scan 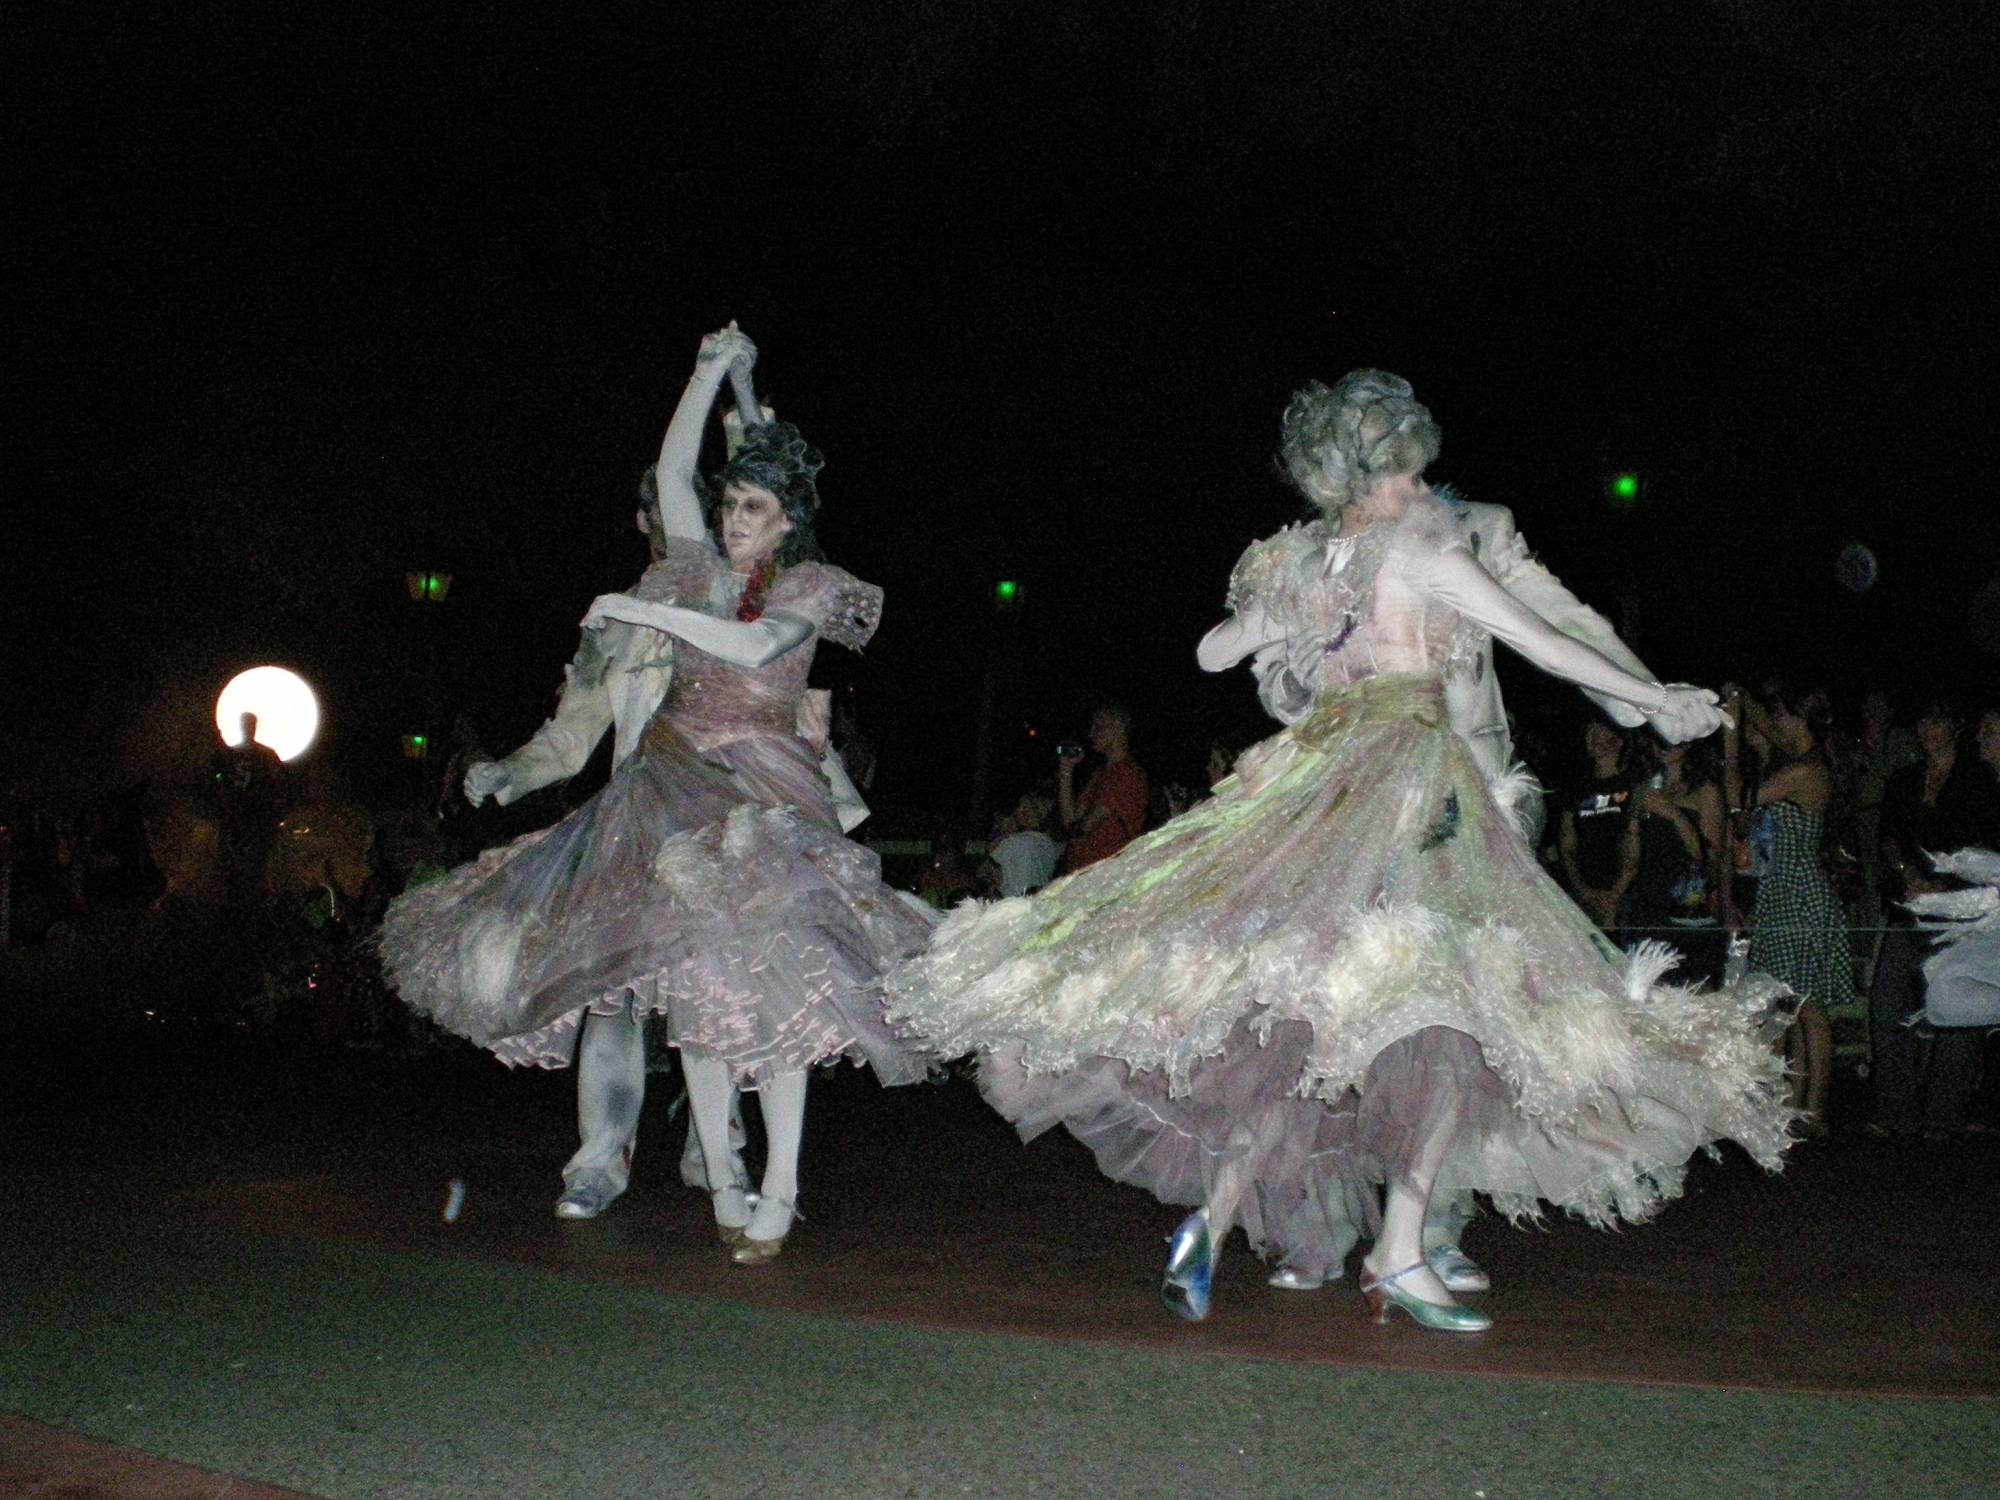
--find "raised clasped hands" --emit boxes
[697,320,756,377]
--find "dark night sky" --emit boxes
[6,1,1995,810]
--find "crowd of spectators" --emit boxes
[1532,684,2000,1141]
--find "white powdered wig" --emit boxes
[1279,369,1442,517]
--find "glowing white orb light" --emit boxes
[1835,543,1879,593]
[215,666,320,762]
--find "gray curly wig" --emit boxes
[700,420,826,567]
[1278,369,1441,516]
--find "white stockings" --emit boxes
[682,1049,807,1241]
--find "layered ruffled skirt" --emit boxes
[382,723,933,1085]
[886,674,1792,1268]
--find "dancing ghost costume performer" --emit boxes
[888,371,1792,1331]
[384,328,930,1261]
[1250,450,1717,1295]
[424,331,866,1222]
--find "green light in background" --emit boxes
[995,580,1020,607]
[406,570,454,603]
[1608,472,1641,505]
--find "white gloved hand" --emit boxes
[696,321,749,374]
[1647,684,1729,743]
[463,760,512,807]
[580,593,638,634]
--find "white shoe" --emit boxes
[1424,1243,1490,1293]
[555,1173,619,1220]
[1267,1264,1333,1292]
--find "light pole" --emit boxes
[405,569,452,806]
[970,579,1026,827]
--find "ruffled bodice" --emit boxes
[635,537,884,753]
[1226,499,1481,718]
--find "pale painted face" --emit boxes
[718,484,793,570]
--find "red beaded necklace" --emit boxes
[735,555,779,622]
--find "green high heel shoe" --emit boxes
[1360,1263,1492,1333]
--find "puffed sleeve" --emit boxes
[766,561,885,652]
[1224,523,1321,632]
[1200,525,1324,701]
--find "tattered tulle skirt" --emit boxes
[886,674,1792,1269]
[381,725,933,1085]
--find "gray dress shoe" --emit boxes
[555,1173,619,1220]
[1267,1262,1338,1291]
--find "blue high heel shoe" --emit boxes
[1161,1211,1215,1321]
[1360,1263,1492,1333]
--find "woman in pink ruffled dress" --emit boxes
[888,370,1793,1331]
[383,329,930,1261]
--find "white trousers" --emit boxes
[559,1001,725,1196]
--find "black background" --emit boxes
[8,1,1994,812]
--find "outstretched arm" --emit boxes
[1196,605,1288,673]
[1422,546,1723,730]
[1478,511,1717,738]
[653,325,753,542]
[465,632,617,806]
[582,594,811,670]
[1199,607,1322,723]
